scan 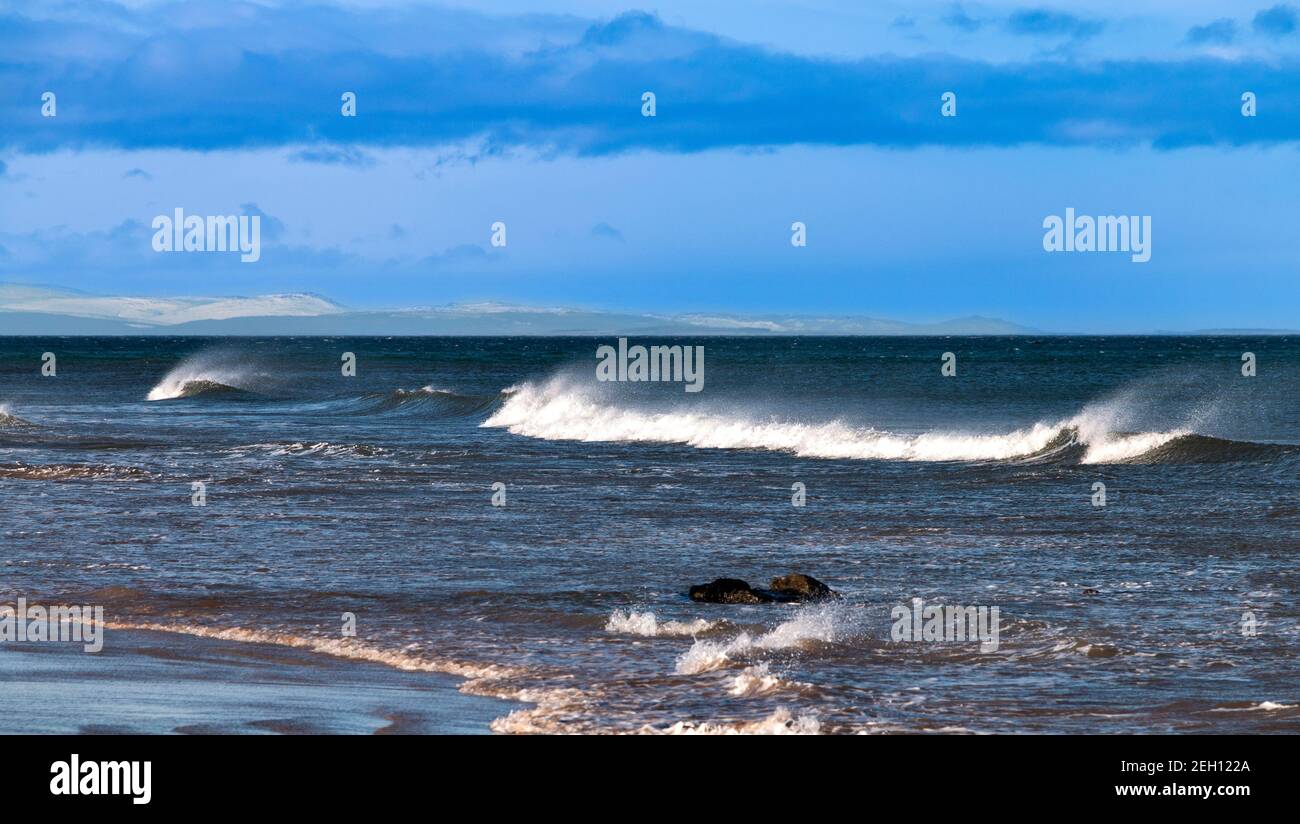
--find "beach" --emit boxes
[0,627,516,735]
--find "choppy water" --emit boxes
[2,336,1298,733]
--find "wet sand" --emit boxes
[0,628,519,734]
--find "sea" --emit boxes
[2,335,1297,733]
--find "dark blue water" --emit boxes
[2,336,1297,732]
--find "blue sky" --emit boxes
[2,0,1299,331]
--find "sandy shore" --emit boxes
[0,627,519,734]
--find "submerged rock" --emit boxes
[689,573,838,604]
[689,578,773,604]
[768,573,838,602]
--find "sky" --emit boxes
[2,0,1299,332]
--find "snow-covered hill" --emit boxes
[0,284,344,326]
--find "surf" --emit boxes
[0,403,36,428]
[146,351,272,401]
[482,377,1291,465]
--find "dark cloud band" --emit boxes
[3,5,1298,154]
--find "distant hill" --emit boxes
[0,282,1042,336]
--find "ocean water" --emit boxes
[2,336,1297,733]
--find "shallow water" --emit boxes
[0,627,510,734]
[2,336,1297,733]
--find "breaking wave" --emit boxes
[728,663,790,697]
[0,403,36,428]
[675,605,846,675]
[147,352,272,401]
[604,609,718,637]
[148,378,249,400]
[483,378,1292,465]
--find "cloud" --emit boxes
[591,222,625,243]
[422,243,490,269]
[1185,19,1238,45]
[578,9,663,46]
[288,146,375,168]
[239,203,285,241]
[0,217,357,283]
[0,220,155,273]
[1253,5,1298,36]
[1004,8,1104,40]
[942,4,985,33]
[2,2,1299,154]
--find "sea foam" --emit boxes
[649,708,821,735]
[675,605,844,675]
[482,378,1189,465]
[605,609,716,637]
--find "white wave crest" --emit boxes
[649,708,821,735]
[675,605,842,675]
[0,402,35,427]
[147,352,268,400]
[1211,701,1295,712]
[605,609,715,637]
[482,378,1187,464]
[392,385,452,397]
[728,663,785,697]
[147,373,244,400]
[1066,402,1186,463]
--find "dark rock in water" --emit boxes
[1081,586,1101,596]
[689,573,838,604]
[689,578,774,604]
[768,573,838,602]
